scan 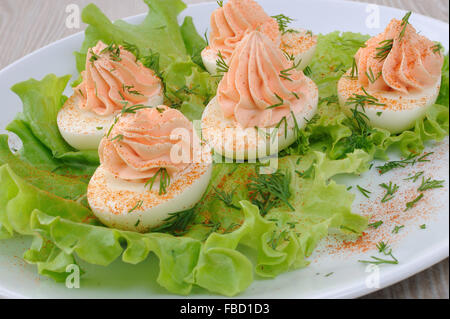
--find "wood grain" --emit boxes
[0,0,448,299]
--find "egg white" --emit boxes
[201,29,317,75]
[201,78,319,161]
[281,28,317,71]
[338,73,441,134]
[87,145,213,232]
[57,91,164,151]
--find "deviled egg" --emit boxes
[57,41,164,150]
[201,31,319,160]
[87,106,212,232]
[201,0,317,75]
[338,14,444,134]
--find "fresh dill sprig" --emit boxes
[271,14,294,34]
[375,39,393,61]
[145,168,171,195]
[101,42,122,62]
[279,59,301,81]
[282,49,295,62]
[392,225,405,234]
[128,200,143,213]
[121,104,153,115]
[266,93,284,109]
[248,169,294,216]
[404,171,424,183]
[295,164,315,179]
[380,182,399,203]
[368,220,384,229]
[431,42,443,55]
[142,49,163,80]
[110,134,124,142]
[398,11,412,41]
[268,230,289,250]
[151,207,196,236]
[346,87,386,109]
[123,84,143,96]
[404,193,424,211]
[348,57,358,79]
[376,152,433,175]
[212,186,241,210]
[319,95,339,106]
[303,66,312,76]
[358,241,399,265]
[89,49,100,63]
[123,41,140,60]
[418,177,445,191]
[216,51,229,74]
[366,67,382,84]
[357,185,371,198]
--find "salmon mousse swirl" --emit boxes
[217,31,314,128]
[355,18,444,94]
[99,106,195,181]
[209,0,281,60]
[76,41,163,116]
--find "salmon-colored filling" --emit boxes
[209,0,281,60]
[99,106,194,181]
[218,31,313,128]
[77,41,161,116]
[356,19,443,94]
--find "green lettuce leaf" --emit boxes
[9,74,99,180]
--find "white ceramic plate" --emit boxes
[0,0,448,299]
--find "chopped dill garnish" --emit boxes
[319,95,339,105]
[418,177,445,192]
[357,185,371,198]
[358,241,399,265]
[151,207,196,236]
[101,42,122,62]
[204,29,209,46]
[346,87,386,109]
[376,152,433,175]
[368,220,384,229]
[215,51,229,75]
[347,57,358,79]
[128,200,143,213]
[375,39,393,61]
[366,67,382,84]
[420,224,427,229]
[282,49,295,62]
[392,225,405,234]
[404,193,424,211]
[280,59,301,81]
[303,66,312,76]
[431,42,443,55]
[217,0,224,7]
[271,14,294,34]
[123,41,140,60]
[249,169,293,216]
[398,11,412,41]
[89,49,100,63]
[145,168,171,195]
[142,49,163,80]
[295,164,315,179]
[123,84,143,96]
[376,112,383,117]
[266,93,284,109]
[380,182,399,203]
[213,186,241,210]
[110,134,124,142]
[121,103,154,115]
[96,126,103,130]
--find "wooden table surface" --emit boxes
[0,0,448,299]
